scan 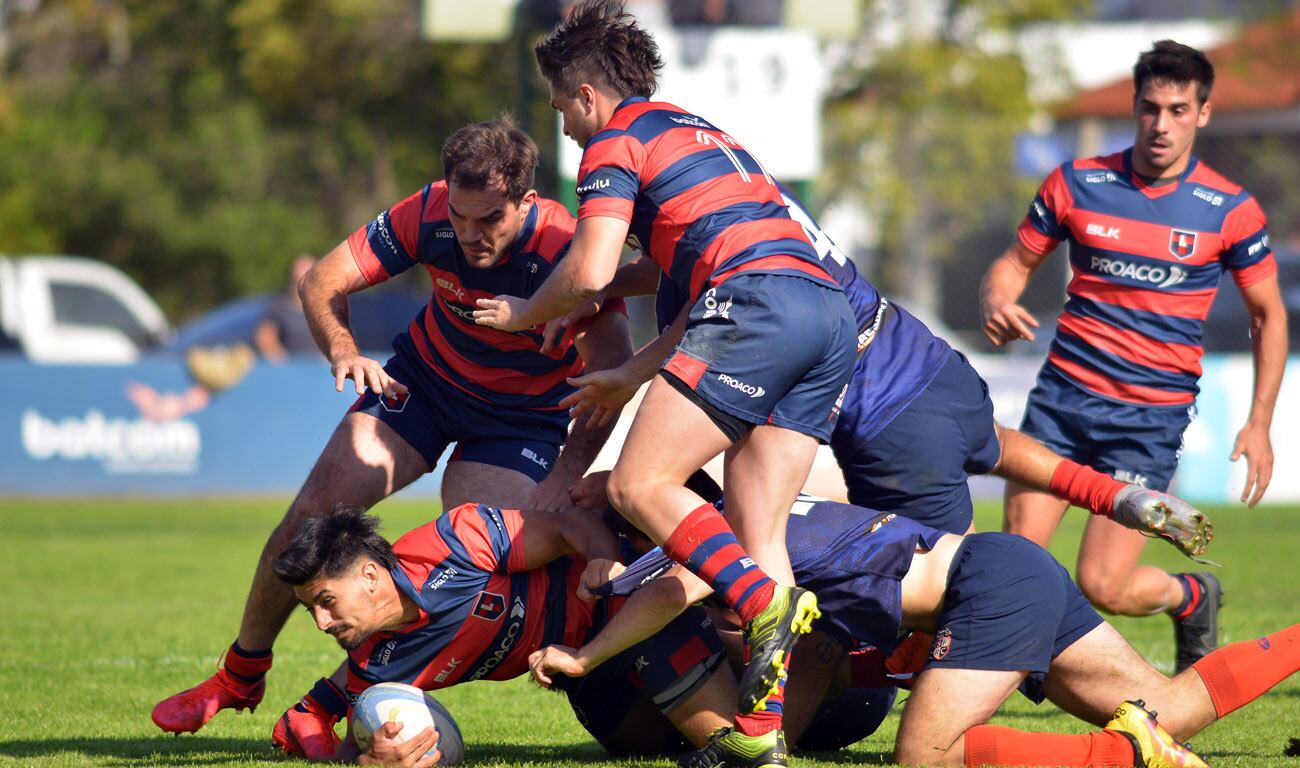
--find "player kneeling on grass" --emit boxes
[269,503,742,763]
[533,491,1297,767]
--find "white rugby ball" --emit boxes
[351,682,464,765]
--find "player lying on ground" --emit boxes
[982,40,1287,673]
[151,118,633,735]
[531,491,1295,767]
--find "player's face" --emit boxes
[294,563,385,651]
[1131,79,1210,177]
[447,182,537,269]
[549,83,601,148]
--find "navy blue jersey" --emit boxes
[655,189,950,443]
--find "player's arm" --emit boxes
[528,564,714,686]
[527,310,635,511]
[474,216,629,332]
[1232,271,1287,506]
[979,238,1050,347]
[559,304,689,429]
[301,241,408,399]
[513,505,620,573]
[539,253,660,353]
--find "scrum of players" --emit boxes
[151,2,1293,766]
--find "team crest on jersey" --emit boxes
[932,628,953,660]
[1169,229,1198,259]
[471,590,506,621]
[380,391,410,413]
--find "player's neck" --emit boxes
[1130,148,1191,186]
[378,581,422,632]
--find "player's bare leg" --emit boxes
[895,667,1026,765]
[441,461,536,509]
[152,412,430,734]
[1003,482,1072,546]
[1075,516,1183,617]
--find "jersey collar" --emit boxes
[1123,147,1198,199]
[504,202,539,262]
[615,95,649,112]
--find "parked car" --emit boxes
[169,289,428,357]
[0,255,171,363]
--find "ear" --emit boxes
[361,561,379,592]
[578,83,599,114]
[520,189,538,211]
[1196,100,1211,128]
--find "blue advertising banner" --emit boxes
[0,356,442,496]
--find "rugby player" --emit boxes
[151,118,633,734]
[475,0,857,744]
[534,491,1300,767]
[557,189,1214,557]
[981,41,1287,671]
[269,503,735,762]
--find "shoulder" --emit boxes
[531,199,577,262]
[1185,159,1245,197]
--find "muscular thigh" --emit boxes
[294,412,431,514]
[1042,622,1183,728]
[440,460,536,509]
[896,667,1025,764]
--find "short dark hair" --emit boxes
[535,0,663,100]
[272,506,398,586]
[440,116,538,203]
[1134,40,1215,105]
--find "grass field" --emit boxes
[0,497,1297,767]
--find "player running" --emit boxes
[981,41,1287,671]
[559,188,1215,554]
[151,118,633,735]
[534,492,1300,768]
[473,0,857,744]
[270,503,737,762]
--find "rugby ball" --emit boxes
[351,682,464,765]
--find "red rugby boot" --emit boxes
[151,665,265,734]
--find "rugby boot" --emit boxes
[738,585,820,714]
[1172,573,1222,673]
[1113,486,1214,560]
[1104,699,1208,768]
[271,678,346,758]
[679,727,788,768]
[151,665,265,734]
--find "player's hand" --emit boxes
[1231,421,1274,507]
[529,645,588,688]
[526,473,575,514]
[980,300,1039,347]
[569,470,612,509]
[330,353,408,400]
[540,293,605,354]
[578,558,626,602]
[358,722,441,767]
[559,366,638,429]
[1112,485,1215,560]
[473,294,532,333]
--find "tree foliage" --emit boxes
[0,0,529,320]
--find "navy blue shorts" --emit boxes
[350,352,568,483]
[662,273,856,443]
[559,606,724,742]
[1019,367,1193,492]
[798,686,897,751]
[926,533,1103,703]
[834,349,1000,533]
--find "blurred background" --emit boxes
[1,0,1297,501]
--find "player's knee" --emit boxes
[606,466,645,521]
[1076,572,1131,614]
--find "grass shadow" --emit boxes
[0,736,277,766]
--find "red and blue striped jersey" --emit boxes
[1019,149,1275,405]
[345,503,594,694]
[348,182,618,412]
[575,97,836,302]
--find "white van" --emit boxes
[0,255,172,363]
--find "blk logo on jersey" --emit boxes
[381,391,410,413]
[1169,229,1198,259]
[471,591,506,621]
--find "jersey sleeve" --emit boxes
[575,133,645,223]
[1017,165,1073,255]
[444,504,528,574]
[1220,195,1276,289]
[346,187,425,285]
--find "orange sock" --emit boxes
[1191,623,1300,717]
[964,725,1135,767]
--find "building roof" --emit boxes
[1056,9,1300,119]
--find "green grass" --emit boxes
[0,498,1297,767]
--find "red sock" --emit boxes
[964,724,1135,767]
[1050,459,1126,518]
[1191,623,1300,717]
[662,503,774,623]
[734,660,787,736]
[224,641,273,683]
